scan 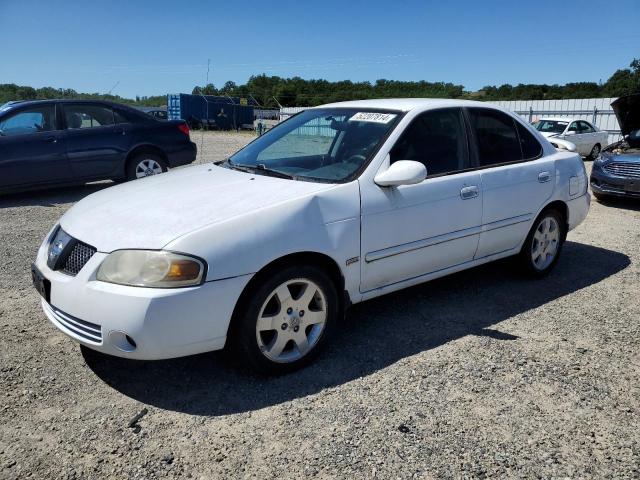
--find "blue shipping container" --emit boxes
[167,93,254,129]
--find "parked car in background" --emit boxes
[32,99,590,374]
[533,117,608,159]
[146,109,168,120]
[0,100,196,194]
[590,94,640,201]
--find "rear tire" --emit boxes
[229,265,339,375]
[518,209,566,277]
[126,154,167,181]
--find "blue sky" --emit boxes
[1,0,638,98]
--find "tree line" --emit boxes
[3,59,638,109]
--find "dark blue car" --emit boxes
[0,99,197,194]
[590,94,640,201]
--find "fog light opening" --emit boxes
[109,330,138,353]
[125,335,137,349]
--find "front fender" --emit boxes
[165,181,362,300]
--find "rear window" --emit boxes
[467,108,522,166]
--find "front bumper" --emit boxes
[34,240,251,360]
[590,167,640,198]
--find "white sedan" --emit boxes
[533,117,608,159]
[33,99,590,373]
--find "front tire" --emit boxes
[126,154,168,181]
[230,265,339,374]
[587,143,601,160]
[593,192,609,202]
[518,209,565,277]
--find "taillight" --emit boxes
[177,123,190,137]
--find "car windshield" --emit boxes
[228,108,401,182]
[533,120,568,134]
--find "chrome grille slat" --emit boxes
[60,241,96,276]
[603,162,640,178]
[44,303,102,344]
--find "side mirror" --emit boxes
[374,160,427,187]
[565,130,576,135]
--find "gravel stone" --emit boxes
[0,134,639,478]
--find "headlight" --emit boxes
[97,250,206,288]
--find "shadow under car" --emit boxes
[82,240,629,416]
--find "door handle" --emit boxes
[538,171,551,183]
[114,128,126,135]
[460,185,479,200]
[42,136,57,143]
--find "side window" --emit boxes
[64,105,114,129]
[0,105,56,136]
[568,122,579,132]
[579,121,595,133]
[467,108,521,166]
[114,109,131,124]
[390,108,468,176]
[515,121,542,160]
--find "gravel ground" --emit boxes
[0,133,639,479]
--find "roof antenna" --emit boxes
[107,81,120,95]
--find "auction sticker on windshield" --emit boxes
[349,112,397,124]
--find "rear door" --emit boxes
[0,103,71,190]
[61,103,132,179]
[466,107,554,259]
[578,120,599,153]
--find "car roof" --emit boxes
[536,117,584,123]
[313,98,494,112]
[0,98,132,109]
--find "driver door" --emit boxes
[359,108,483,292]
[0,103,71,190]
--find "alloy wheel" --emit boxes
[255,279,327,363]
[531,216,560,271]
[135,159,163,178]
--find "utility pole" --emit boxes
[206,58,211,85]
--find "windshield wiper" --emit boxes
[226,159,295,180]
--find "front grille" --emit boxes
[44,303,102,344]
[60,242,96,275]
[604,162,640,178]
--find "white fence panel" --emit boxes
[281,97,624,144]
[492,97,621,144]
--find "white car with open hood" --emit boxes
[33,99,590,373]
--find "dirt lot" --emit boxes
[1,131,639,479]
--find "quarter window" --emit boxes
[467,108,522,166]
[0,105,56,136]
[64,105,114,129]
[390,108,468,176]
[515,122,542,160]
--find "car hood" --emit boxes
[612,94,640,141]
[60,164,335,252]
[538,131,559,138]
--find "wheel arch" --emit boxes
[539,199,569,237]
[227,251,349,338]
[123,144,168,177]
